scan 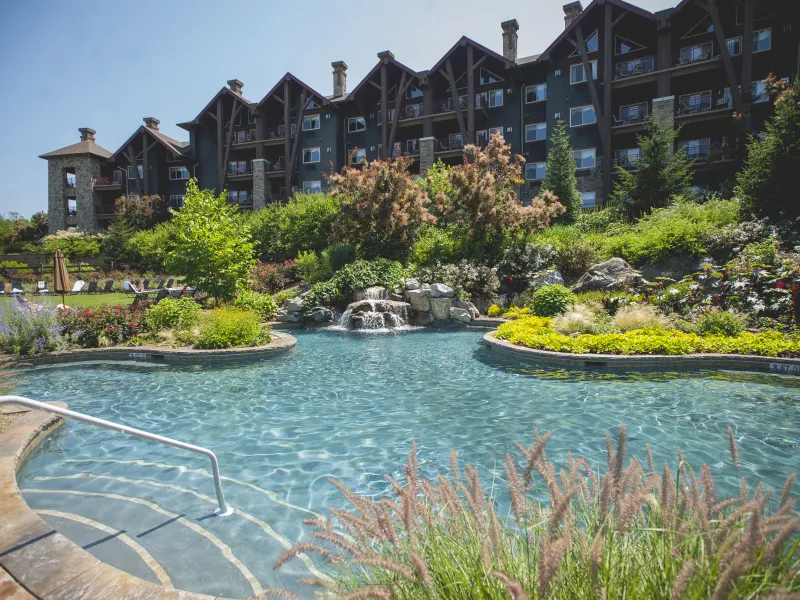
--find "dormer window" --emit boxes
[569,30,598,57]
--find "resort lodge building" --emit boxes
[41,0,798,233]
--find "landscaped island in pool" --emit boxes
[13,328,800,598]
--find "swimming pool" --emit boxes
[14,328,800,598]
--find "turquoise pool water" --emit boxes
[14,329,800,598]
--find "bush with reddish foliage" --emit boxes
[249,260,297,293]
[59,304,147,348]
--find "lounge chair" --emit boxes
[131,291,150,306]
[103,279,114,292]
[165,278,175,288]
[0,282,5,296]
[153,289,169,303]
[71,280,86,293]
[155,279,165,290]
[86,280,98,293]
[10,281,24,296]
[35,281,49,295]
[142,279,150,290]
[123,280,135,294]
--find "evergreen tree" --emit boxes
[611,117,693,217]
[541,120,582,222]
[736,77,800,222]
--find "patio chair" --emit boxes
[123,280,135,294]
[35,281,49,295]
[152,289,169,303]
[155,279,165,290]
[131,291,151,306]
[103,279,114,292]
[0,282,5,296]
[10,280,24,295]
[71,280,86,293]
[165,278,175,288]
[142,278,151,290]
[86,280,98,293]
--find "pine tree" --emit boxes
[541,120,582,223]
[611,117,693,217]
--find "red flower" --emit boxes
[776,280,786,289]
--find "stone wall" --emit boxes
[576,157,604,203]
[252,159,267,210]
[419,137,435,174]
[46,155,103,233]
[75,156,101,232]
[46,158,69,234]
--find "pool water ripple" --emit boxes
[13,328,800,597]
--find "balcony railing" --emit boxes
[92,176,122,187]
[614,104,649,125]
[614,56,655,79]
[265,124,297,139]
[399,103,424,120]
[390,139,422,158]
[227,164,253,176]
[267,159,285,173]
[232,129,258,144]
[677,44,714,66]
[677,95,713,116]
[435,136,465,152]
[612,156,639,169]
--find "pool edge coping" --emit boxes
[0,406,224,600]
[4,332,297,367]
[482,330,800,374]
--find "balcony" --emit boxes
[674,91,734,122]
[614,56,655,80]
[390,139,421,158]
[265,159,286,177]
[227,163,253,179]
[231,129,258,145]
[434,135,465,155]
[612,156,639,169]
[92,176,122,190]
[676,93,713,116]
[613,104,649,127]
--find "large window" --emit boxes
[127,165,143,180]
[169,195,185,208]
[525,122,546,142]
[488,89,503,108]
[614,147,640,167]
[351,148,367,163]
[753,28,771,53]
[679,42,713,64]
[228,161,248,176]
[525,84,547,103]
[678,138,711,161]
[303,181,322,194]
[488,126,504,139]
[678,91,712,114]
[726,36,742,55]
[570,105,596,127]
[752,80,769,103]
[302,148,321,164]
[618,102,649,124]
[348,117,366,133]
[570,60,598,84]
[573,148,596,169]
[230,190,249,205]
[525,162,546,181]
[303,114,320,131]
[169,166,190,180]
[581,192,596,209]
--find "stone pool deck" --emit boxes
[483,331,800,375]
[5,333,296,367]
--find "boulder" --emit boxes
[307,306,333,323]
[286,297,304,312]
[452,299,480,319]
[406,289,431,312]
[449,307,472,323]
[348,300,376,314]
[430,297,452,320]
[390,293,404,302]
[411,311,434,326]
[404,278,421,291]
[421,283,431,291]
[430,283,455,298]
[529,269,564,290]
[277,309,302,323]
[572,258,644,293]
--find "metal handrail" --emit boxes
[0,395,232,516]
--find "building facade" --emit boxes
[41,0,799,232]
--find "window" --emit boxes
[679,42,713,64]
[615,35,645,55]
[248,111,257,125]
[615,148,640,167]
[581,192,596,209]
[303,114,320,131]
[488,89,503,108]
[682,14,713,38]
[234,112,242,126]
[127,165,143,179]
[525,83,547,103]
[476,130,488,146]
[525,162,546,181]
[236,130,248,143]
[113,170,123,184]
[169,166,190,180]
[169,195,185,208]
[233,190,249,205]
[678,91,711,114]
[228,161,248,175]
[570,105,596,127]
[753,28,771,52]
[302,147,321,163]
[573,148,596,169]
[65,172,76,187]
[406,86,423,99]
[348,117,366,133]
[618,102,648,124]
[303,181,322,193]
[525,122,546,142]
[726,36,742,56]
[570,60,598,84]
[479,68,504,86]
[678,138,711,160]
[68,199,77,215]
[351,148,367,163]
[488,127,504,139]
[569,30,598,56]
[306,100,319,109]
[752,80,769,103]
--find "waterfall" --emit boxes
[336,297,412,332]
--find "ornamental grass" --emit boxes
[271,426,799,599]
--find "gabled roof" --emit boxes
[257,73,331,108]
[179,86,254,130]
[517,53,542,66]
[539,0,655,61]
[39,139,112,160]
[110,126,189,162]
[430,36,517,76]
[345,57,420,101]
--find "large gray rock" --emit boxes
[411,311,434,327]
[449,307,472,323]
[572,258,644,293]
[305,306,333,323]
[286,297,304,312]
[430,283,454,298]
[529,269,564,290]
[404,278,421,291]
[430,297,452,320]
[277,309,302,323]
[452,299,480,319]
[406,289,431,312]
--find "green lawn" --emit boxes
[1,293,133,308]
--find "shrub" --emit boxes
[320,242,356,275]
[612,304,669,332]
[541,119,582,222]
[696,310,745,337]
[294,250,323,283]
[274,427,800,600]
[59,304,146,348]
[551,304,600,334]
[501,306,533,320]
[41,231,102,259]
[497,239,554,286]
[740,237,779,265]
[0,298,63,355]
[145,297,201,331]
[408,226,467,268]
[527,225,604,280]
[415,260,499,301]
[129,222,175,272]
[233,290,278,322]
[249,260,296,293]
[529,284,575,317]
[273,286,301,308]
[487,304,503,317]
[193,307,271,349]
[277,192,340,256]
[303,259,405,308]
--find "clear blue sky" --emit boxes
[0,0,676,217]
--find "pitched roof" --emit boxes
[110,126,189,162]
[345,57,420,101]
[258,73,332,108]
[429,36,517,76]
[517,53,542,65]
[539,0,655,60]
[180,86,254,130]
[39,139,112,160]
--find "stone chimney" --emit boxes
[227,79,244,95]
[78,127,96,142]
[501,20,519,62]
[143,117,160,131]
[377,50,395,62]
[332,61,348,98]
[563,1,583,29]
